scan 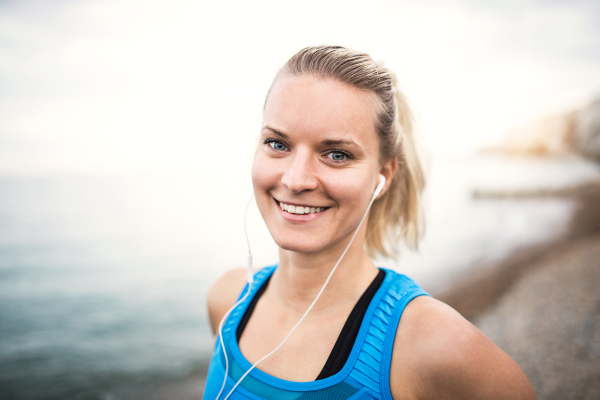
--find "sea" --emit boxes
[1,154,599,400]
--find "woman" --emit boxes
[204,46,536,400]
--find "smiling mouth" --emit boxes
[276,199,329,215]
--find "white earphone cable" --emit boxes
[221,189,380,400]
[214,195,254,400]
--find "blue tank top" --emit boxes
[203,265,429,400]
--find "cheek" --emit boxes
[251,151,279,198]
[324,173,374,210]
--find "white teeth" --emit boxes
[278,202,326,215]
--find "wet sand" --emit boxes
[155,182,600,400]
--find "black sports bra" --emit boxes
[236,268,386,380]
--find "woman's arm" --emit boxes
[390,296,537,400]
[206,268,248,335]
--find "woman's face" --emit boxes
[251,75,390,255]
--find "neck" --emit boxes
[272,229,378,315]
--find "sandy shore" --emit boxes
[155,182,600,400]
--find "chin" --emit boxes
[271,232,327,255]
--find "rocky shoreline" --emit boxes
[438,181,600,399]
[474,233,600,399]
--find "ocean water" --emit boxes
[0,154,598,399]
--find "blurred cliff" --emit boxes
[484,97,600,161]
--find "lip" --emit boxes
[273,197,329,222]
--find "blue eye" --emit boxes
[327,151,348,161]
[267,140,287,151]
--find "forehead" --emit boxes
[263,75,380,148]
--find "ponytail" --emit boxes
[365,79,425,257]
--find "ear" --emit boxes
[377,158,397,199]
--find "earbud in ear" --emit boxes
[373,174,386,198]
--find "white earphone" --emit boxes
[373,174,386,198]
[215,174,386,399]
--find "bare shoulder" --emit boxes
[390,296,536,400]
[206,268,248,336]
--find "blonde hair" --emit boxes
[268,46,426,258]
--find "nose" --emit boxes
[281,148,319,194]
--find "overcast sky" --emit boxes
[1,0,599,176]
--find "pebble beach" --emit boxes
[439,182,600,400]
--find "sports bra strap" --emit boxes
[348,271,427,398]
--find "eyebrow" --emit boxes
[262,126,289,139]
[263,126,362,148]
[321,139,359,147]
